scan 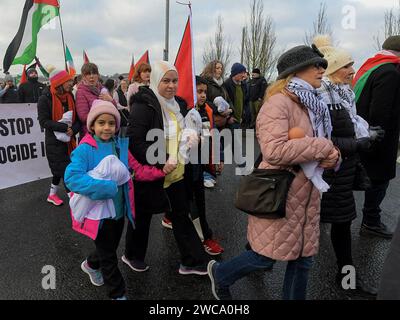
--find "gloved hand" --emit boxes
[356,137,372,152]
[369,126,385,142]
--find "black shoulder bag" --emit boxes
[234,154,295,219]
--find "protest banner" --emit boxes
[0,103,51,189]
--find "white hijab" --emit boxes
[150,61,185,139]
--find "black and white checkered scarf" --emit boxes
[287,77,332,138]
[319,78,370,138]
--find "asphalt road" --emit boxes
[0,139,399,300]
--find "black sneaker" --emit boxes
[122,255,149,272]
[207,260,232,300]
[360,222,393,239]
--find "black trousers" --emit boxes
[188,178,213,241]
[87,218,125,299]
[125,211,152,262]
[166,180,208,266]
[362,180,390,226]
[330,221,353,271]
[52,176,70,193]
[125,180,208,267]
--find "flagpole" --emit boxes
[57,1,68,72]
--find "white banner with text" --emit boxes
[0,103,51,190]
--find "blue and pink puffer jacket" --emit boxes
[65,134,165,240]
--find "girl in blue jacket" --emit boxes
[65,99,164,300]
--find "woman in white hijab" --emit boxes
[123,61,209,275]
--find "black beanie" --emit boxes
[277,44,328,80]
[252,68,261,74]
[230,63,246,77]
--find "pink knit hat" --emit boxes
[87,100,121,133]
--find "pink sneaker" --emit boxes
[47,194,64,206]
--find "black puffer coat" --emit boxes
[249,76,268,102]
[203,77,231,107]
[37,89,80,177]
[18,79,46,103]
[127,86,170,214]
[320,106,358,224]
[0,86,19,103]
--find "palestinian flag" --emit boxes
[66,46,76,77]
[35,56,50,78]
[3,0,60,73]
[353,53,400,102]
[128,51,150,82]
[136,50,150,67]
[19,65,28,85]
[128,54,135,82]
[83,50,90,64]
[175,16,197,108]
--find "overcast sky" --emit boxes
[0,0,399,77]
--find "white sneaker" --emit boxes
[204,179,215,189]
[81,260,104,287]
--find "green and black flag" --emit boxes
[3,0,60,73]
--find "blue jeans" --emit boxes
[215,250,314,300]
[226,122,245,167]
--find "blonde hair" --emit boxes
[327,74,341,84]
[265,75,293,102]
[327,73,354,88]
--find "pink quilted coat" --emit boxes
[248,91,335,261]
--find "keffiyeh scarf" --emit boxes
[287,77,332,139]
[321,78,369,138]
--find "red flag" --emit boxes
[128,51,150,82]
[128,54,135,82]
[135,50,150,68]
[175,16,196,109]
[34,0,60,6]
[83,50,90,64]
[19,65,27,85]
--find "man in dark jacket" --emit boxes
[0,74,19,103]
[18,67,46,103]
[355,36,400,239]
[223,63,248,168]
[248,68,268,129]
[223,63,248,128]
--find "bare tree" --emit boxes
[373,1,400,50]
[304,2,333,46]
[242,0,279,82]
[202,15,232,73]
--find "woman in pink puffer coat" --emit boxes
[208,45,340,300]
